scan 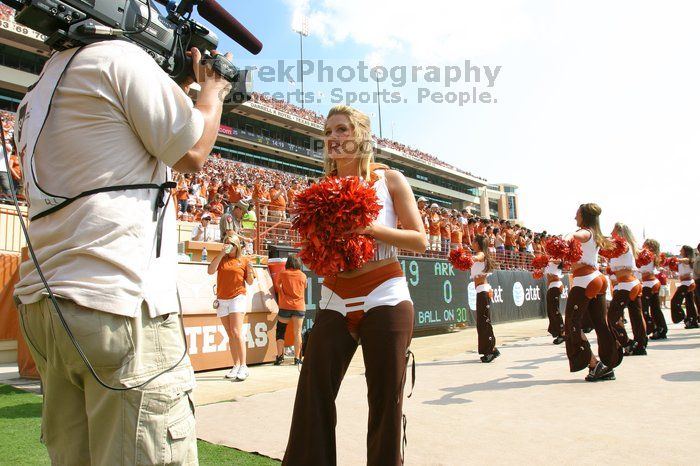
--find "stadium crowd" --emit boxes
[3,69,544,269]
[0,4,14,21]
[248,92,485,180]
[2,107,551,269]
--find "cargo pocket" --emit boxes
[57,303,135,369]
[166,391,197,465]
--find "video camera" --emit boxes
[1,0,263,107]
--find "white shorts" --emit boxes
[320,277,412,316]
[475,283,492,294]
[659,285,670,297]
[216,294,248,317]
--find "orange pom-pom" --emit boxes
[532,269,544,280]
[664,256,679,272]
[564,238,583,263]
[599,234,629,259]
[292,176,381,276]
[449,248,474,271]
[531,255,550,269]
[544,236,569,260]
[635,248,654,268]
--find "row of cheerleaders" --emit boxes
[284,158,691,465]
[450,203,697,382]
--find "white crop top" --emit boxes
[471,260,488,278]
[545,262,563,277]
[679,263,692,276]
[638,262,657,275]
[372,170,398,261]
[578,229,599,268]
[609,243,636,272]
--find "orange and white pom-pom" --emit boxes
[635,248,655,268]
[449,248,474,271]
[599,234,629,259]
[531,255,550,270]
[292,176,381,276]
[663,256,679,272]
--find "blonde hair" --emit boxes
[644,238,661,266]
[579,203,612,250]
[323,105,375,181]
[613,222,639,258]
[225,235,243,259]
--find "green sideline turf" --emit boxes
[0,385,280,465]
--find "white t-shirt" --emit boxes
[14,41,204,318]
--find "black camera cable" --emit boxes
[1,113,189,393]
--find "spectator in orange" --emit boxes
[176,176,190,213]
[209,193,224,218]
[287,179,300,211]
[440,209,451,254]
[428,204,442,252]
[9,143,22,198]
[449,215,463,250]
[273,255,307,365]
[468,218,477,243]
[208,235,254,381]
[476,218,486,236]
[208,178,220,202]
[268,180,287,222]
[504,222,516,252]
[252,181,269,222]
[416,197,429,245]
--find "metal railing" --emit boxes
[247,200,537,270]
[0,206,27,254]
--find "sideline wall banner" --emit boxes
[270,247,565,331]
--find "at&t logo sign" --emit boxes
[467,282,477,310]
[513,281,542,307]
[513,282,525,307]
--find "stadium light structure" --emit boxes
[369,61,384,139]
[292,14,310,109]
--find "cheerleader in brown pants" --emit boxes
[471,235,500,362]
[544,259,565,344]
[671,245,698,329]
[607,223,647,355]
[564,204,622,382]
[639,239,667,339]
[283,106,428,466]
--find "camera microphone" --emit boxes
[152,0,263,54]
[196,0,263,55]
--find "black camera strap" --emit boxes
[17,45,176,258]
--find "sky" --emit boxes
[193,0,699,252]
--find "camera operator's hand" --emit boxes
[190,48,233,93]
[174,47,233,174]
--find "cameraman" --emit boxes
[13,39,232,465]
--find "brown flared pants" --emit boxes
[282,301,414,466]
[546,287,564,338]
[564,287,623,372]
[608,289,647,349]
[476,291,496,355]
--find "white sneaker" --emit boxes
[236,365,250,381]
[225,366,240,379]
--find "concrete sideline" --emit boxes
[194,310,700,465]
